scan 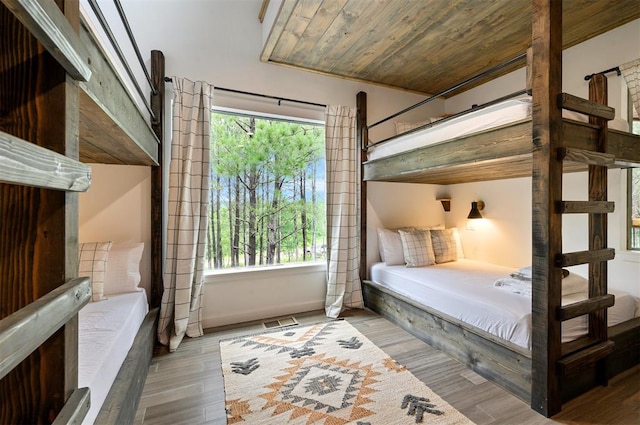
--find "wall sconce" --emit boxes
[437,198,451,212]
[467,201,485,219]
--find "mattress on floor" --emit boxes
[369,259,639,350]
[79,291,149,425]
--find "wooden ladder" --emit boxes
[555,74,615,381]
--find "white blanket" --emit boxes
[370,259,638,349]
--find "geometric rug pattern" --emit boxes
[220,320,475,424]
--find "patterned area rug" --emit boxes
[220,320,474,424]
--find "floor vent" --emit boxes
[262,316,298,329]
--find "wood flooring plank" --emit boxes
[136,309,639,425]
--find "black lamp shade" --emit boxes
[467,201,483,219]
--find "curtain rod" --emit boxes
[584,66,621,81]
[163,77,326,108]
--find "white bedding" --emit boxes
[370,259,639,350]
[368,97,630,161]
[79,291,149,425]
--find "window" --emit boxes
[206,111,326,269]
[629,105,640,250]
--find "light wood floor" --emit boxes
[135,309,640,425]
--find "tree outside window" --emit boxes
[207,112,326,269]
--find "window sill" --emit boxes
[204,261,326,283]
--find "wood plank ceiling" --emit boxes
[261,0,640,96]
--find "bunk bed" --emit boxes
[356,1,640,417]
[0,0,166,423]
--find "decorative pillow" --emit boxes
[103,242,144,295]
[398,229,435,267]
[78,241,113,302]
[450,227,464,259]
[430,229,458,263]
[377,229,405,266]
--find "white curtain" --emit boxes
[620,58,640,115]
[324,105,364,318]
[158,78,213,352]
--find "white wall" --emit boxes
[79,165,152,295]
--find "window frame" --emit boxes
[207,106,327,271]
[627,93,640,251]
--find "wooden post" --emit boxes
[588,73,609,386]
[150,50,165,310]
[0,0,80,422]
[530,0,563,417]
[357,91,368,282]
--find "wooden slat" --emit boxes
[94,309,158,425]
[556,201,614,214]
[0,0,90,81]
[0,277,91,381]
[558,147,615,166]
[556,248,615,267]
[558,340,615,376]
[0,130,91,191]
[557,294,615,322]
[559,93,615,120]
[51,387,90,425]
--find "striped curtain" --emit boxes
[158,78,213,352]
[620,58,640,115]
[324,105,364,318]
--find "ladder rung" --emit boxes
[558,147,615,166]
[557,294,615,321]
[556,201,615,214]
[558,340,614,376]
[559,93,615,120]
[556,248,615,267]
[561,336,599,357]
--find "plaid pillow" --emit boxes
[79,241,113,302]
[430,229,457,263]
[398,230,435,267]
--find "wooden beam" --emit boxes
[556,248,615,267]
[557,294,615,321]
[0,0,90,81]
[51,387,90,425]
[558,340,615,376]
[357,91,367,282]
[530,0,563,416]
[150,50,165,309]
[79,19,159,166]
[0,277,91,381]
[556,201,614,214]
[559,93,615,120]
[0,130,91,191]
[558,147,614,166]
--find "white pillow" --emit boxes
[79,241,113,302]
[103,242,144,295]
[430,229,458,263]
[377,229,405,266]
[449,227,464,259]
[399,229,435,267]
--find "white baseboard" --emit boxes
[202,299,325,329]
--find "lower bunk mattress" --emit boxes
[370,259,639,350]
[79,291,149,425]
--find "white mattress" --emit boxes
[368,97,630,161]
[79,291,149,425]
[370,259,639,350]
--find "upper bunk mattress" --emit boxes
[368,98,532,160]
[79,291,149,425]
[370,259,639,350]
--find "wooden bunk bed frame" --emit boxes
[0,0,166,423]
[358,1,640,418]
